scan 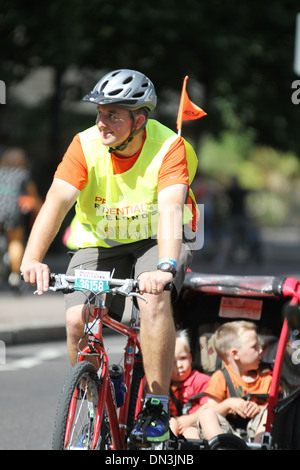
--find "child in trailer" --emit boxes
[198,321,272,443]
[169,330,210,439]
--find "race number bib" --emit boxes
[74,269,110,293]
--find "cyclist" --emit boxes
[20,69,199,445]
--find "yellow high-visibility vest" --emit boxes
[70,120,198,248]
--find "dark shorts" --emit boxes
[64,229,194,319]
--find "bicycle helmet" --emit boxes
[83,69,157,114]
[83,69,157,153]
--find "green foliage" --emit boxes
[197,131,300,225]
[1,0,300,219]
[197,130,255,181]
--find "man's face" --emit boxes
[96,105,133,149]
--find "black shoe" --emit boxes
[130,397,170,443]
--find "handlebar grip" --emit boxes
[49,273,58,286]
[136,280,173,291]
[164,282,173,291]
[20,272,57,284]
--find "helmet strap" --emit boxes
[108,136,134,154]
[108,111,147,154]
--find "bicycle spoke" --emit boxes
[66,374,98,449]
[53,362,101,450]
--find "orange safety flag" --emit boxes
[176,76,207,134]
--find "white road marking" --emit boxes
[0,336,127,372]
[0,347,65,372]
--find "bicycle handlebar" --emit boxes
[21,272,172,300]
[49,273,139,291]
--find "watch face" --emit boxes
[160,263,170,269]
[157,262,176,275]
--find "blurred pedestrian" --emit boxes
[0,147,42,290]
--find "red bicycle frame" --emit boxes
[65,294,142,450]
[265,317,289,432]
[265,277,300,432]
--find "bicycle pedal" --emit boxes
[127,435,168,450]
[135,442,152,450]
[150,441,167,450]
[127,436,147,448]
[127,441,167,451]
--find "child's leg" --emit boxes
[169,416,179,436]
[253,408,268,443]
[182,426,201,439]
[198,407,223,440]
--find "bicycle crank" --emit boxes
[127,436,169,450]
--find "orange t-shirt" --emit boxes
[205,365,272,406]
[54,130,189,192]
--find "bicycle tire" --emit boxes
[52,361,102,450]
[208,433,249,450]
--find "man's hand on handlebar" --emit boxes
[20,260,50,295]
[137,270,173,295]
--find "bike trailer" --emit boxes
[174,272,300,449]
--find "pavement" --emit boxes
[1,226,300,346]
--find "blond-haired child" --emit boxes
[198,321,272,443]
[169,330,210,439]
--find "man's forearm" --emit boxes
[22,200,66,264]
[157,201,183,264]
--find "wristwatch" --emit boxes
[157,261,177,278]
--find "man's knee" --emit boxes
[66,305,85,338]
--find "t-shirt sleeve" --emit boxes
[189,372,210,413]
[54,134,88,191]
[157,136,189,193]
[204,370,228,402]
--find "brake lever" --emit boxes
[128,292,148,303]
[33,274,73,294]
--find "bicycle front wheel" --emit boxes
[52,361,102,450]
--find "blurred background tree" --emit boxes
[1,0,300,228]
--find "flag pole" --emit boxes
[176,75,207,135]
[177,75,189,136]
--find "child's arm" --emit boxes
[175,407,204,435]
[207,395,260,419]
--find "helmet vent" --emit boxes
[100,80,109,92]
[123,76,133,84]
[132,92,144,98]
[108,88,123,96]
